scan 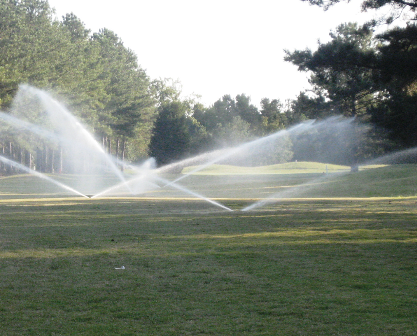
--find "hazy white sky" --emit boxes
[48,0,376,107]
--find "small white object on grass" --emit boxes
[115,266,125,270]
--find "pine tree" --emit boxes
[148,102,190,166]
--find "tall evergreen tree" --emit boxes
[285,23,376,117]
[0,0,55,107]
[148,101,190,166]
[91,28,154,159]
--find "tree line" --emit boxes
[0,0,416,174]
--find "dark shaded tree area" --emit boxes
[148,101,190,166]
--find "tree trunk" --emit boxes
[29,152,33,170]
[121,139,126,171]
[116,138,120,162]
[59,147,63,173]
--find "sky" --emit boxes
[47,0,377,107]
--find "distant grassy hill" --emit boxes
[182,161,385,175]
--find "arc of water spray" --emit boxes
[0,110,130,174]
[92,172,160,198]
[37,90,125,179]
[21,85,131,193]
[363,146,417,166]
[159,147,243,188]
[0,112,64,144]
[0,155,88,198]
[240,117,363,211]
[242,169,350,211]
[93,163,233,211]
[0,111,132,198]
[152,175,233,212]
[134,120,318,209]
[92,158,159,198]
[164,120,317,187]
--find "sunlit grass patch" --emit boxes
[182,161,352,175]
[182,162,389,176]
[165,228,417,241]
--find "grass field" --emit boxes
[1,164,417,335]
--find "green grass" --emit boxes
[181,161,386,175]
[174,164,416,200]
[182,161,352,175]
[1,198,417,335]
[0,165,417,334]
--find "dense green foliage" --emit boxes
[0,0,416,172]
[148,101,191,166]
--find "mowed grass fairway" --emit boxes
[1,164,417,335]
